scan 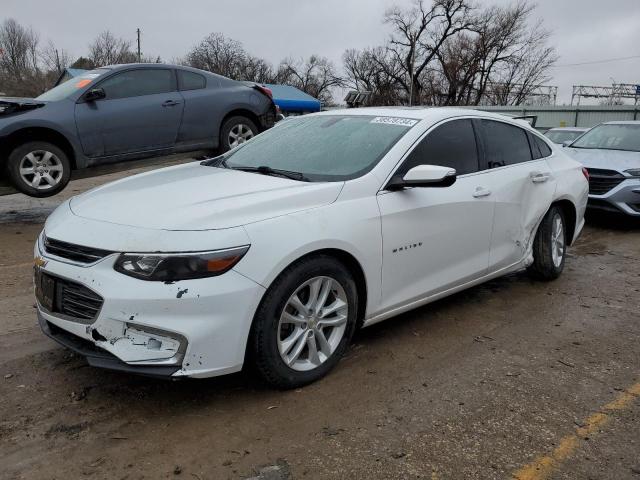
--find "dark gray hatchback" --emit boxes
[0,63,276,197]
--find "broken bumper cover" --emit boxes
[39,313,181,377]
[35,247,266,379]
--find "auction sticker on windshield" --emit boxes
[371,117,419,127]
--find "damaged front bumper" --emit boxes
[39,313,182,377]
[34,240,266,379]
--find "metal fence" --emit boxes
[466,105,640,130]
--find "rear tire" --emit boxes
[6,141,71,198]
[220,116,258,152]
[249,255,358,389]
[527,206,567,280]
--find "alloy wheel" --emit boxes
[228,124,254,148]
[551,213,565,268]
[19,150,64,190]
[277,276,349,372]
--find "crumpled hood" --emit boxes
[564,147,640,172]
[69,162,344,231]
[0,97,46,115]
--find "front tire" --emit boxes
[220,116,258,152]
[6,141,71,197]
[250,255,359,389]
[527,206,567,280]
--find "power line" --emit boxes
[552,55,640,68]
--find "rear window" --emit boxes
[481,120,532,168]
[178,70,206,91]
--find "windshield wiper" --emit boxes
[233,165,310,182]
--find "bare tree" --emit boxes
[0,18,45,96]
[40,40,71,75]
[344,0,556,107]
[468,1,557,105]
[186,33,248,79]
[343,47,404,105]
[88,31,136,68]
[276,55,342,104]
[185,32,276,83]
[0,18,39,76]
[383,0,474,105]
[240,56,275,83]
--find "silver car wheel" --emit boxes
[551,213,565,268]
[228,123,254,148]
[19,150,64,190]
[277,276,349,372]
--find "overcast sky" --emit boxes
[3,0,640,104]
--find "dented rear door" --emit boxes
[477,119,556,271]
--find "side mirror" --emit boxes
[387,165,457,190]
[84,88,106,102]
[562,140,572,147]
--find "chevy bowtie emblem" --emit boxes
[34,257,47,268]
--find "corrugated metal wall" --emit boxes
[467,105,639,130]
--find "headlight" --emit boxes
[625,169,640,177]
[114,246,250,281]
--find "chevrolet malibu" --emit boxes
[35,108,589,388]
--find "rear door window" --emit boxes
[178,70,206,91]
[397,119,479,176]
[99,69,176,99]
[480,120,532,168]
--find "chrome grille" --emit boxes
[44,236,113,264]
[586,168,625,196]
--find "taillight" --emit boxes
[581,167,589,181]
[255,85,273,99]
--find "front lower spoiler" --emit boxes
[38,312,180,378]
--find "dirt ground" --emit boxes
[1,160,639,480]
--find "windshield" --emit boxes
[36,69,110,101]
[545,130,584,144]
[217,115,416,182]
[571,124,640,152]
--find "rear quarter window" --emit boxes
[534,135,553,158]
[178,70,206,91]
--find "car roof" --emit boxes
[100,63,230,81]
[313,107,544,134]
[601,120,640,125]
[547,127,588,131]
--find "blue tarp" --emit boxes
[265,84,321,113]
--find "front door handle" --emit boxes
[473,186,492,198]
[530,171,551,183]
[162,100,181,107]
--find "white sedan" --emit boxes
[34,108,589,388]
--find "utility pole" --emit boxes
[55,49,61,74]
[408,33,416,107]
[136,28,141,62]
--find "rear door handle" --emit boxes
[530,171,551,183]
[473,186,492,198]
[162,100,181,107]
